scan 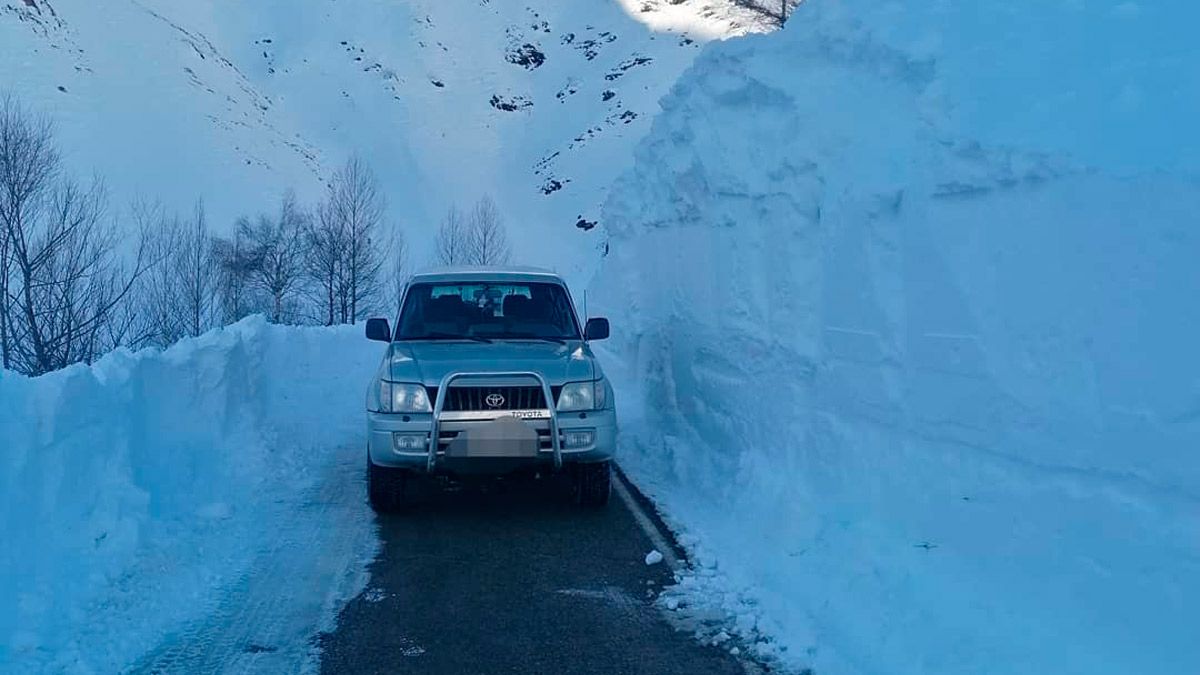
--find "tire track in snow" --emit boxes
[126,447,377,675]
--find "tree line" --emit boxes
[1,94,511,376]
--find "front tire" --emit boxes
[367,456,408,512]
[575,461,611,507]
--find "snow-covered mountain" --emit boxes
[1,0,778,281]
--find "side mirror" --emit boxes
[365,318,391,342]
[584,317,610,341]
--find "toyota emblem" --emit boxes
[485,393,506,408]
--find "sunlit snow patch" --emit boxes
[614,0,781,39]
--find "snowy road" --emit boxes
[123,446,378,675]
[317,471,754,675]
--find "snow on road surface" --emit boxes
[127,446,375,674]
[0,318,381,672]
[593,1,1200,673]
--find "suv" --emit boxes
[363,267,616,510]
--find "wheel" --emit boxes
[575,461,611,507]
[367,456,408,512]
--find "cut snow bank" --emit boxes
[0,317,382,672]
[593,2,1200,673]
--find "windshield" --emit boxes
[396,281,582,341]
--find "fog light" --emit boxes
[562,429,596,449]
[393,433,426,453]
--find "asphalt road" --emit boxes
[318,471,753,675]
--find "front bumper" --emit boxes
[367,407,616,472]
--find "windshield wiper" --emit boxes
[503,334,568,345]
[410,332,493,343]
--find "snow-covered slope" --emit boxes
[1,0,776,282]
[593,2,1200,673]
[0,318,381,672]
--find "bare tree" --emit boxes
[136,198,218,346]
[136,201,186,346]
[242,190,309,323]
[0,96,150,374]
[433,205,470,266]
[305,198,345,326]
[4,177,150,374]
[0,94,57,370]
[321,156,386,324]
[465,195,511,266]
[214,224,257,325]
[179,200,217,337]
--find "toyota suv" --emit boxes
[363,267,616,510]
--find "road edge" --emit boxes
[612,465,770,675]
[612,467,684,572]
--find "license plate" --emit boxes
[508,409,550,420]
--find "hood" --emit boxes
[386,340,598,387]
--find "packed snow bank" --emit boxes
[0,317,382,672]
[593,2,1200,673]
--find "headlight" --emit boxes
[371,381,431,413]
[557,379,607,412]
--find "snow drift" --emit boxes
[593,2,1200,673]
[0,317,382,672]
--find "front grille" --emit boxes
[441,385,548,412]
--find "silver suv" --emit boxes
[363,267,616,510]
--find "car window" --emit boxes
[396,282,581,340]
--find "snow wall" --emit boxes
[0,317,382,671]
[592,2,1200,673]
